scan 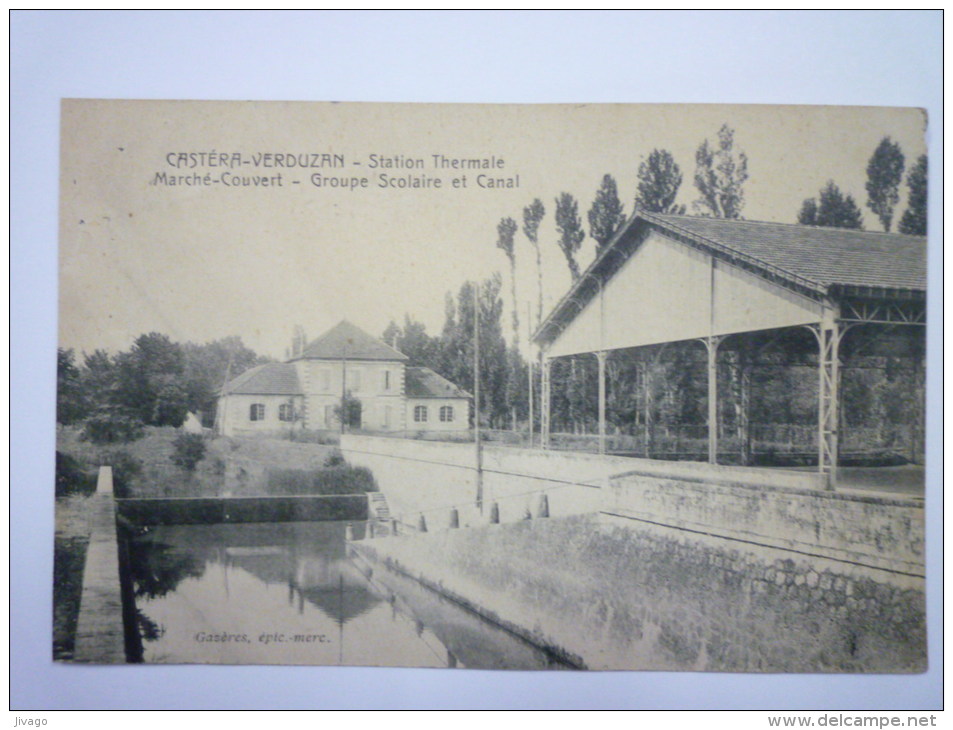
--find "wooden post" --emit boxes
[473,283,483,510]
[597,350,607,455]
[705,336,723,465]
[541,356,552,449]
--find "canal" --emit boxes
[123,520,570,669]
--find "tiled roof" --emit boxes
[645,212,927,292]
[405,367,471,399]
[223,362,302,396]
[534,211,928,346]
[296,320,408,361]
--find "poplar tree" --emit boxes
[865,137,905,232]
[898,154,927,236]
[555,192,585,282]
[522,199,546,330]
[587,174,626,253]
[635,149,685,214]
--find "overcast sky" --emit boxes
[58,100,926,361]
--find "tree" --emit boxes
[382,320,401,348]
[898,154,927,235]
[496,216,522,429]
[390,314,439,367]
[798,181,864,230]
[437,277,509,427]
[555,192,585,282]
[635,149,685,214]
[114,332,190,427]
[181,336,267,422]
[587,174,626,253]
[796,198,818,226]
[522,198,546,330]
[333,391,362,431]
[496,216,520,347]
[865,137,905,232]
[692,124,749,219]
[57,348,87,425]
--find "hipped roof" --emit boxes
[294,320,408,362]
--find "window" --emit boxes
[348,369,362,392]
[413,405,428,423]
[439,405,454,423]
[324,405,334,427]
[320,369,331,391]
[250,403,265,421]
[383,370,391,391]
[279,403,294,422]
[383,405,392,428]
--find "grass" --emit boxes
[55,426,371,498]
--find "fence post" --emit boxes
[417,514,428,533]
[489,502,500,524]
[537,493,550,518]
[449,507,459,529]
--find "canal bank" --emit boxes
[350,511,925,672]
[342,434,925,673]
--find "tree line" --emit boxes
[797,138,927,234]
[400,123,927,452]
[57,334,268,442]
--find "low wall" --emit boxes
[117,495,368,525]
[353,513,926,672]
[341,434,824,528]
[606,470,924,578]
[73,484,127,663]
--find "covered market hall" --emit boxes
[533,211,927,492]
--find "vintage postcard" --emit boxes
[56,100,928,671]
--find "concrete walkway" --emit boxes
[72,468,126,663]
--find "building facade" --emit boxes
[216,320,470,437]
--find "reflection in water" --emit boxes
[127,522,567,669]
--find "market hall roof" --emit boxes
[223,362,302,396]
[534,211,927,349]
[294,320,409,362]
[405,367,472,399]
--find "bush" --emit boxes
[323,449,345,468]
[265,465,378,495]
[106,449,143,497]
[55,451,96,498]
[81,408,145,445]
[171,433,206,472]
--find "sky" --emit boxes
[58,100,926,362]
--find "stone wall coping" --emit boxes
[610,469,924,509]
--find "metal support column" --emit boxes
[809,312,845,490]
[541,356,552,450]
[596,350,607,455]
[702,336,723,464]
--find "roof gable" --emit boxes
[535,211,927,347]
[294,320,408,362]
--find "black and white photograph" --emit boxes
[53,99,928,673]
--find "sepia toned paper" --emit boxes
[56,100,928,671]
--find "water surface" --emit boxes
[128,521,566,669]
